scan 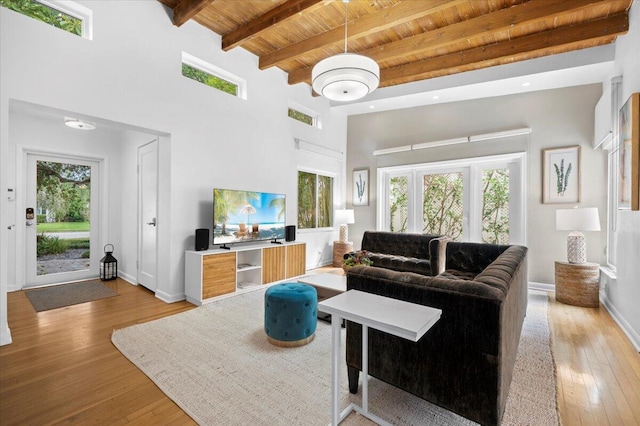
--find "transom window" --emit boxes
[182,52,246,99]
[1,0,92,39]
[288,108,314,126]
[297,170,333,229]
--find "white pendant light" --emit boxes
[311,0,379,102]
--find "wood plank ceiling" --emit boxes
[159,0,632,93]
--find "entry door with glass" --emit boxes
[25,154,100,286]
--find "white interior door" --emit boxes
[138,140,158,291]
[25,153,100,287]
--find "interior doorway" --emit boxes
[25,153,101,287]
[137,140,158,292]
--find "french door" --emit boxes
[379,154,525,245]
[25,153,101,287]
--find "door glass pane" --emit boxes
[389,176,408,232]
[482,168,510,244]
[36,161,91,275]
[422,172,463,240]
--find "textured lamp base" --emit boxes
[339,224,349,243]
[567,232,586,264]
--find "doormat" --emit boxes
[26,280,119,312]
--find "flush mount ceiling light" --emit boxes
[64,118,96,130]
[311,0,379,102]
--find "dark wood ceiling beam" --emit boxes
[259,0,465,70]
[287,0,611,85]
[222,0,324,51]
[363,0,611,64]
[172,0,214,27]
[380,13,628,87]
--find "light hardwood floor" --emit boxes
[1,277,639,425]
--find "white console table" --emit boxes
[185,242,306,305]
[318,290,441,425]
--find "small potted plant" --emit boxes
[342,250,373,273]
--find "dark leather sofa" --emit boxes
[346,241,528,426]
[352,231,447,276]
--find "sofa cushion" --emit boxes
[368,253,432,276]
[361,231,440,259]
[438,269,477,281]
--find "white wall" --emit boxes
[347,84,608,285]
[599,0,640,349]
[0,1,346,345]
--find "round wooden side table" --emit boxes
[554,261,600,308]
[333,241,354,267]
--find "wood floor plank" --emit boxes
[1,274,639,425]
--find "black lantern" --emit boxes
[100,244,117,281]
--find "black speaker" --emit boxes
[195,228,209,251]
[285,225,296,242]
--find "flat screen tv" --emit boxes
[213,188,286,248]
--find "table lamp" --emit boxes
[334,209,355,243]
[556,207,600,264]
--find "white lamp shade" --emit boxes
[312,53,380,102]
[556,207,601,232]
[334,209,355,225]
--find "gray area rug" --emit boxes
[26,280,118,312]
[112,289,558,425]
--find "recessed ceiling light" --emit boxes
[64,118,96,130]
[369,105,375,109]
[432,95,440,99]
[522,82,531,87]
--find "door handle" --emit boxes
[147,218,156,226]
[26,221,34,227]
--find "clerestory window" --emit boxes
[1,0,92,39]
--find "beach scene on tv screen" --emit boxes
[213,189,285,245]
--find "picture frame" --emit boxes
[618,92,639,211]
[542,145,580,204]
[353,168,369,206]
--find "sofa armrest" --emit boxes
[428,236,451,275]
[346,265,505,355]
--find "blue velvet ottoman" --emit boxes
[264,283,318,347]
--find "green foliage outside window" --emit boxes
[422,173,464,240]
[389,176,408,232]
[182,63,238,96]
[1,0,82,36]
[288,108,314,126]
[37,161,90,223]
[481,169,510,244]
[298,171,332,229]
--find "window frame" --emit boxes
[297,167,335,231]
[181,52,247,99]
[378,153,526,245]
[4,0,93,39]
[288,102,321,129]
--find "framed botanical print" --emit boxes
[353,168,369,206]
[542,146,580,204]
[618,92,639,211]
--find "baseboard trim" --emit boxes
[117,272,136,286]
[155,289,186,304]
[528,281,555,292]
[600,294,640,352]
[0,322,13,346]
